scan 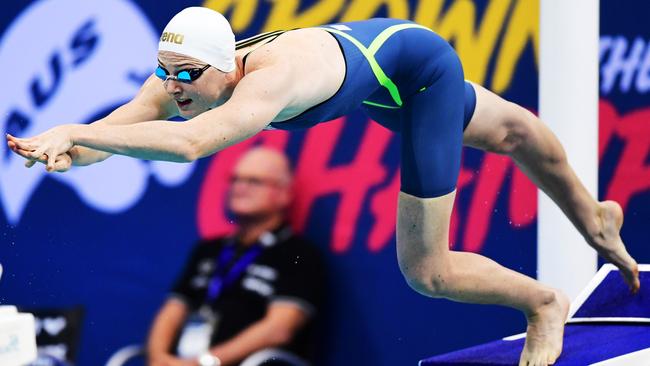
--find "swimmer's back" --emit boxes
[237,18,454,129]
[236,27,347,123]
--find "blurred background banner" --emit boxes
[598,1,649,267]
[0,1,646,365]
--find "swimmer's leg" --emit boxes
[462,82,639,292]
[396,51,567,366]
[397,191,569,366]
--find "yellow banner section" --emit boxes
[203,0,538,93]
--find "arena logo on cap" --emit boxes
[0,0,195,225]
[161,32,184,44]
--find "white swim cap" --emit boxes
[158,7,235,72]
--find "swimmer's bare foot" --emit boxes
[519,290,570,366]
[590,201,640,293]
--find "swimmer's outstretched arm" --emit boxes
[69,75,178,165]
[9,66,292,171]
[7,75,176,171]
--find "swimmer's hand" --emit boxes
[7,138,73,172]
[6,125,75,172]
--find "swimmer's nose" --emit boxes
[164,79,183,95]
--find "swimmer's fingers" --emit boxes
[51,153,72,172]
[7,140,46,166]
[20,142,51,171]
[10,127,74,169]
[7,137,34,154]
[6,133,20,145]
[28,143,46,160]
[45,148,57,172]
[7,133,68,172]
[21,148,45,162]
[6,134,37,152]
[15,137,50,162]
[19,150,70,172]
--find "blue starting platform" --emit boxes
[420,264,650,366]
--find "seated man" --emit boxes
[146,147,326,366]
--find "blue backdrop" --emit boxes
[0,1,647,365]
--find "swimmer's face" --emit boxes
[156,51,233,118]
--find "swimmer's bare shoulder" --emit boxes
[238,28,346,122]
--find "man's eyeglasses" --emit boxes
[155,64,210,83]
[230,175,285,188]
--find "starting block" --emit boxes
[420,264,650,365]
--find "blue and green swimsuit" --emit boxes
[241,18,477,198]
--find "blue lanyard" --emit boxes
[206,240,264,302]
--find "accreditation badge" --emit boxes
[176,305,219,358]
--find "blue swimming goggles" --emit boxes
[155,64,210,83]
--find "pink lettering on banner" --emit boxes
[197,116,539,255]
[196,117,538,254]
[600,100,650,210]
[509,165,537,228]
[367,169,399,252]
[197,102,647,255]
[291,118,390,253]
[463,154,511,252]
[462,154,536,253]
[599,101,618,160]
[367,164,475,252]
